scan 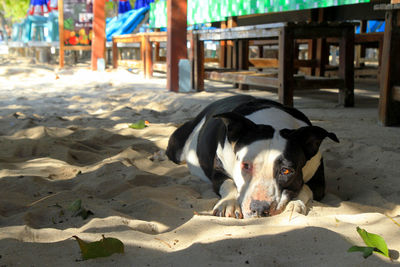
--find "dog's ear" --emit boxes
[281,126,339,159]
[214,112,257,142]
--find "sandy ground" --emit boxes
[0,57,399,266]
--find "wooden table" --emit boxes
[193,22,355,107]
[112,32,169,78]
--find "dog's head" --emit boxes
[215,112,339,218]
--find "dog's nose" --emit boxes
[250,200,270,217]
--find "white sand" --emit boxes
[0,58,399,266]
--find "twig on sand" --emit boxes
[154,238,172,249]
[385,214,400,228]
[28,192,63,207]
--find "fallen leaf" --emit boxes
[73,209,94,220]
[68,199,93,220]
[348,246,374,258]
[348,227,390,259]
[356,227,389,257]
[73,235,124,260]
[68,199,82,212]
[129,120,148,129]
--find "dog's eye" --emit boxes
[280,167,293,175]
[241,162,252,171]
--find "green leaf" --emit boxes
[73,235,124,260]
[129,120,148,129]
[356,227,389,257]
[348,246,374,258]
[68,199,93,220]
[74,209,94,220]
[68,199,82,212]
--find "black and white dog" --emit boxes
[166,95,338,219]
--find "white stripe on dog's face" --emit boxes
[233,133,288,218]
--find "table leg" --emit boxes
[379,10,400,126]
[338,26,354,107]
[278,27,294,106]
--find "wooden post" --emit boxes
[189,32,195,89]
[359,20,367,67]
[112,37,118,68]
[193,33,204,91]
[144,35,153,78]
[226,17,237,69]
[91,0,106,70]
[306,39,316,75]
[219,21,227,68]
[278,26,294,106]
[58,0,64,68]
[154,29,161,62]
[167,0,187,92]
[315,9,326,77]
[379,10,400,125]
[338,26,354,107]
[238,40,249,90]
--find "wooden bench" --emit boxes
[193,22,355,107]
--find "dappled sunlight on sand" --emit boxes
[0,58,399,265]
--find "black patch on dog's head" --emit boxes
[280,126,339,160]
[214,112,275,152]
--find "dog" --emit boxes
[166,95,338,219]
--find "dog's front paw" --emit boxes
[284,200,308,215]
[213,198,243,219]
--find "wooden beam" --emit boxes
[219,21,227,68]
[205,58,219,63]
[58,0,64,68]
[193,33,204,91]
[143,35,153,78]
[205,71,279,88]
[226,17,237,69]
[154,29,161,62]
[238,40,249,90]
[249,58,279,68]
[167,0,187,92]
[91,0,106,70]
[112,34,143,43]
[118,59,143,69]
[248,58,317,69]
[315,9,326,78]
[140,35,145,75]
[112,38,118,68]
[338,25,355,107]
[278,27,295,106]
[379,10,400,125]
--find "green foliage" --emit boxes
[348,227,390,259]
[0,0,30,22]
[73,235,124,260]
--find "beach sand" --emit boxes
[0,58,399,266]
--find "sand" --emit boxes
[0,57,399,266]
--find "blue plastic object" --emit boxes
[106,7,149,41]
[355,20,385,34]
[119,0,132,14]
[12,13,59,42]
[134,0,155,10]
